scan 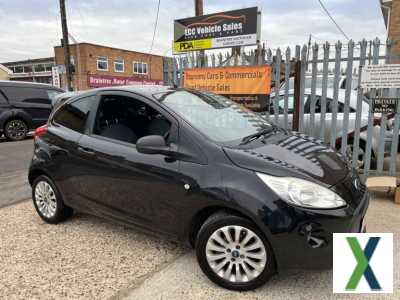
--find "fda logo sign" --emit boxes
[333,233,393,293]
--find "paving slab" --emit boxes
[0,170,31,208]
[0,201,186,300]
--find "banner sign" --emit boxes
[361,64,400,89]
[173,7,259,53]
[372,97,398,113]
[88,75,163,88]
[51,66,61,88]
[184,65,271,111]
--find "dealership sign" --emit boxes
[372,97,398,113]
[361,64,400,89]
[88,75,163,88]
[51,66,61,88]
[173,7,259,53]
[184,65,271,110]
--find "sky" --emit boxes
[0,0,387,62]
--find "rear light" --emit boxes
[34,125,48,139]
[373,115,381,126]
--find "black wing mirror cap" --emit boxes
[136,135,171,155]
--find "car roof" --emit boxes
[0,80,64,91]
[62,85,175,102]
[277,88,368,110]
[92,85,174,98]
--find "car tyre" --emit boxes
[4,119,28,141]
[32,175,73,224]
[195,211,275,291]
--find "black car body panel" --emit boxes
[29,86,369,271]
[223,131,349,188]
[0,81,64,134]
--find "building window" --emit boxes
[114,59,124,73]
[97,57,108,71]
[23,65,33,73]
[14,66,24,73]
[45,63,54,72]
[133,61,148,75]
[34,64,45,72]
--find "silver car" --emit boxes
[265,88,391,167]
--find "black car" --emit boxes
[28,86,369,291]
[0,81,64,141]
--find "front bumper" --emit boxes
[268,188,369,271]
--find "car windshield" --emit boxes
[156,90,272,143]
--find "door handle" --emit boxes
[78,146,95,155]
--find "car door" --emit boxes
[47,95,96,202]
[0,90,10,118]
[74,91,186,236]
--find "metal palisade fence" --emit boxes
[168,38,400,177]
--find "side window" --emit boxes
[340,78,346,89]
[337,102,345,113]
[326,98,347,113]
[308,96,322,113]
[2,87,50,104]
[303,95,311,114]
[93,95,171,145]
[53,97,93,133]
[269,95,305,114]
[0,90,7,104]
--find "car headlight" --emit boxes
[256,173,346,209]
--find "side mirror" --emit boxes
[136,135,172,155]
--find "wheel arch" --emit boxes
[28,168,51,186]
[188,205,273,249]
[1,110,33,130]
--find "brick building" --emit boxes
[381,0,400,62]
[54,43,166,90]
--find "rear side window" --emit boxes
[0,90,7,104]
[2,86,51,104]
[53,97,93,133]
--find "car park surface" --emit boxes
[0,193,397,300]
[0,138,32,207]
[0,201,185,299]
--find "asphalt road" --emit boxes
[0,137,33,207]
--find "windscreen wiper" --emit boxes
[239,126,276,145]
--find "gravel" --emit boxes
[1,192,398,300]
[0,201,186,299]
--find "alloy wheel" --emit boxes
[5,120,27,140]
[205,225,267,283]
[34,181,57,218]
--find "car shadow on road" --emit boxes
[0,136,33,143]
